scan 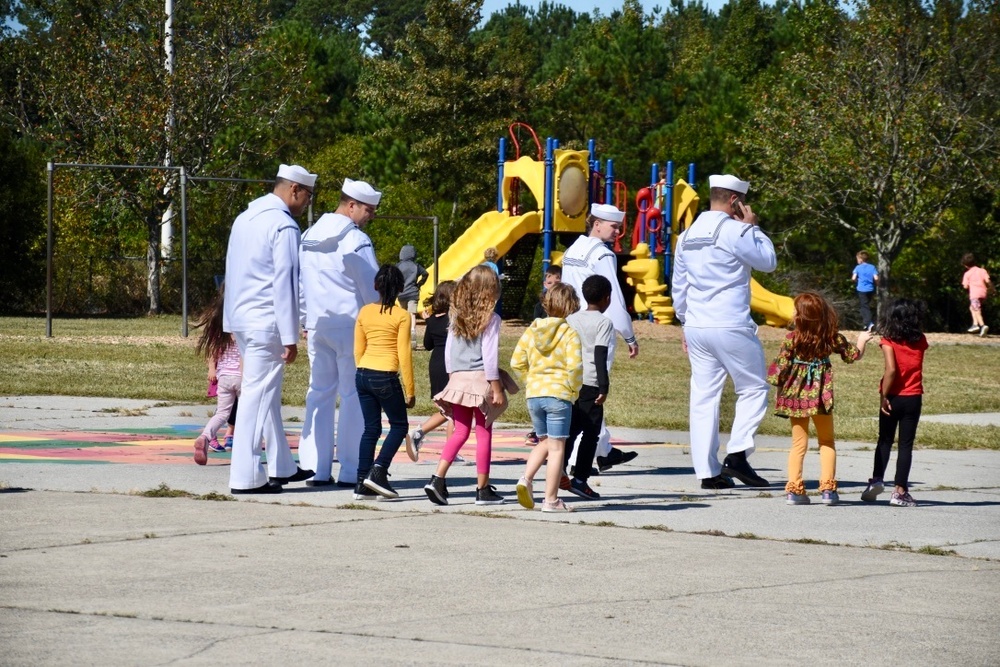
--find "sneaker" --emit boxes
[525,431,539,446]
[569,465,600,478]
[968,325,981,333]
[454,453,470,465]
[224,436,233,451]
[193,435,208,465]
[866,322,875,332]
[353,483,378,501]
[821,490,840,505]
[424,475,449,506]
[786,492,810,505]
[569,478,601,500]
[362,464,398,499]
[861,478,884,502]
[981,325,989,337]
[541,499,573,512]
[208,438,226,453]
[515,477,534,509]
[890,491,918,507]
[475,485,505,505]
[406,428,423,462]
[596,447,638,472]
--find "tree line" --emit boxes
[1,0,997,330]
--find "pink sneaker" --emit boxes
[541,499,573,513]
[194,436,208,465]
[208,438,226,453]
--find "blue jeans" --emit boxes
[355,368,409,483]
[526,396,573,440]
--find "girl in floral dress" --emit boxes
[767,292,873,505]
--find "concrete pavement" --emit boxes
[1,395,999,665]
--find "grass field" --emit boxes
[2,316,999,449]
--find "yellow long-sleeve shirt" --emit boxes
[354,303,415,399]
[510,317,582,401]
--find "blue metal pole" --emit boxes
[648,164,659,254]
[588,139,596,172]
[543,137,554,272]
[688,162,696,189]
[665,160,675,287]
[497,137,506,213]
[605,159,614,207]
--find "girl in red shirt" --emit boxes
[862,299,928,507]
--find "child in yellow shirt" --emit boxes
[353,264,415,500]
[511,283,583,512]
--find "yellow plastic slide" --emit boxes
[418,210,543,306]
[751,278,794,327]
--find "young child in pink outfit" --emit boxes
[194,288,241,465]
[961,253,994,337]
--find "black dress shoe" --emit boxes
[700,474,736,490]
[596,447,638,472]
[231,482,283,495]
[305,478,335,487]
[269,467,315,485]
[722,455,770,487]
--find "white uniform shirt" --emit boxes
[561,235,636,345]
[223,193,301,345]
[671,210,777,328]
[298,212,379,331]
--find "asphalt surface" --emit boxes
[1,395,999,666]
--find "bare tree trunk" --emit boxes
[147,209,162,315]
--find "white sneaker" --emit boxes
[515,477,534,509]
[968,325,981,333]
[981,325,989,338]
[406,428,423,462]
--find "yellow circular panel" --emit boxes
[557,166,587,217]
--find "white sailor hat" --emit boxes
[342,178,382,207]
[276,164,317,188]
[590,203,625,223]
[708,174,750,194]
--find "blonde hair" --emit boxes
[483,247,498,262]
[450,265,500,339]
[543,283,579,318]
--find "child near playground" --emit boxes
[512,283,583,512]
[193,288,241,465]
[766,292,872,505]
[563,275,615,501]
[852,251,879,330]
[526,263,563,446]
[407,280,457,461]
[353,264,416,500]
[397,244,429,344]
[862,298,929,507]
[961,252,994,337]
[423,265,514,506]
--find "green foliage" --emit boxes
[0,129,46,312]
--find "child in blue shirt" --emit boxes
[852,251,879,330]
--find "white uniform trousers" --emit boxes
[297,327,363,485]
[685,325,769,479]
[230,330,297,489]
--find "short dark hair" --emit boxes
[581,274,612,305]
[962,252,977,268]
[545,264,562,278]
[425,280,456,315]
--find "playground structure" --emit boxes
[418,124,793,327]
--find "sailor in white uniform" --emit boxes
[671,174,776,489]
[561,203,639,472]
[297,178,381,487]
[224,164,317,494]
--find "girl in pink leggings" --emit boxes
[423,265,516,506]
[193,287,241,465]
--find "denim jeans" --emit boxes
[355,368,409,483]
